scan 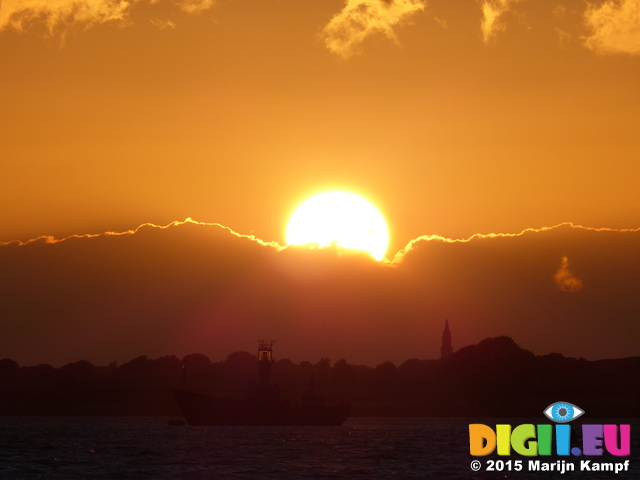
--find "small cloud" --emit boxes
[555,27,575,48]
[175,0,215,14]
[583,0,640,55]
[151,18,177,29]
[552,4,567,19]
[479,0,522,44]
[433,17,447,29]
[554,256,583,293]
[321,0,426,59]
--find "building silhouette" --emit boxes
[441,319,453,359]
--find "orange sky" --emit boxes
[2,0,640,258]
[2,1,640,366]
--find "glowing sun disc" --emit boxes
[286,192,389,261]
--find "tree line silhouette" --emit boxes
[1,337,638,417]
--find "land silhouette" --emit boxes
[1,336,638,418]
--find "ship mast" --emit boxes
[257,340,276,385]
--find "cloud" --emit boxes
[2,221,640,367]
[554,256,583,292]
[0,0,131,33]
[321,0,426,59]
[433,17,447,29]
[583,0,640,55]
[174,0,214,14]
[150,18,176,29]
[479,0,521,43]
[391,222,640,264]
[0,217,283,249]
[0,0,215,35]
[552,4,568,19]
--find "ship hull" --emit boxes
[172,390,350,426]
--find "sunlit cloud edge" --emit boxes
[3,219,639,267]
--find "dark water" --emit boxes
[0,417,637,479]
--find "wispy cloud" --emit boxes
[0,218,283,250]
[554,256,583,292]
[392,222,640,264]
[321,0,426,59]
[174,0,215,14]
[4,220,640,268]
[0,0,215,35]
[0,0,131,33]
[150,17,177,29]
[479,0,521,43]
[584,0,640,55]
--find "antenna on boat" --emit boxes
[257,340,276,385]
[257,340,276,360]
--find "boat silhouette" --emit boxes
[172,342,350,426]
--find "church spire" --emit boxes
[441,318,452,359]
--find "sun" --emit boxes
[286,192,389,261]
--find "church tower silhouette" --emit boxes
[441,319,453,359]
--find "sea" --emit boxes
[0,417,637,479]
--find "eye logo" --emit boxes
[543,401,584,423]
